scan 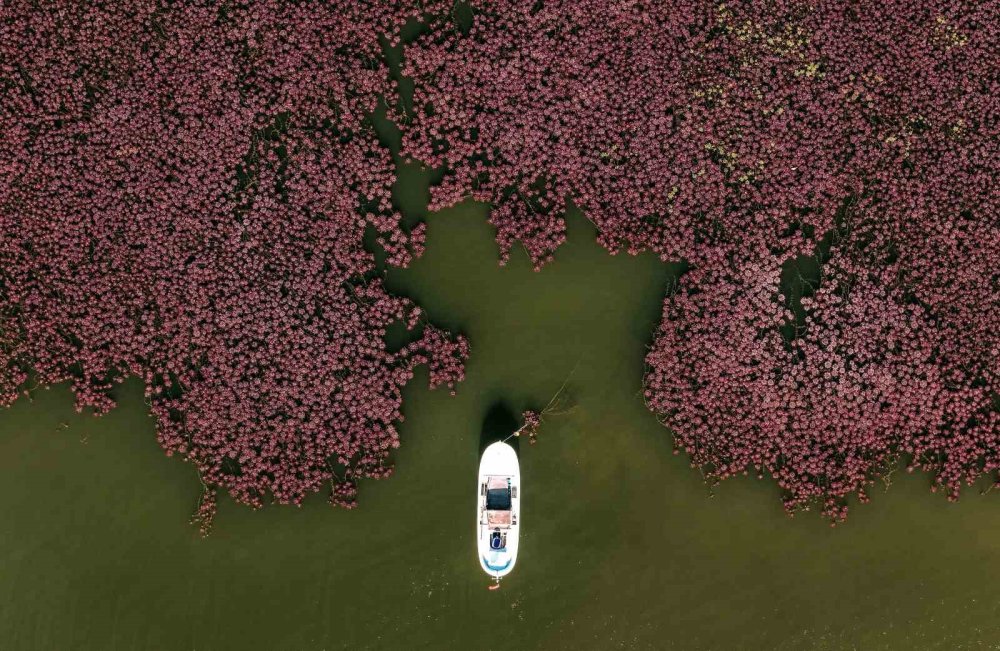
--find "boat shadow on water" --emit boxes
[478,401,521,457]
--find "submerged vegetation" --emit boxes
[1,1,997,528]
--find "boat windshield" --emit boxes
[486,487,511,510]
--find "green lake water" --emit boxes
[4,195,1000,650]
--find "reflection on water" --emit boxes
[3,204,1000,651]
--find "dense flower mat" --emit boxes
[1,1,996,525]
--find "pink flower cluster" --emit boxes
[404,1,999,518]
[520,410,541,445]
[191,486,218,537]
[0,1,467,529]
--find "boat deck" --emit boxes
[487,510,512,527]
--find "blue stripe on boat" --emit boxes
[482,557,512,571]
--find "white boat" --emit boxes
[476,441,520,581]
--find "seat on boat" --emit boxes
[490,530,504,550]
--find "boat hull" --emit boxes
[477,441,520,578]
